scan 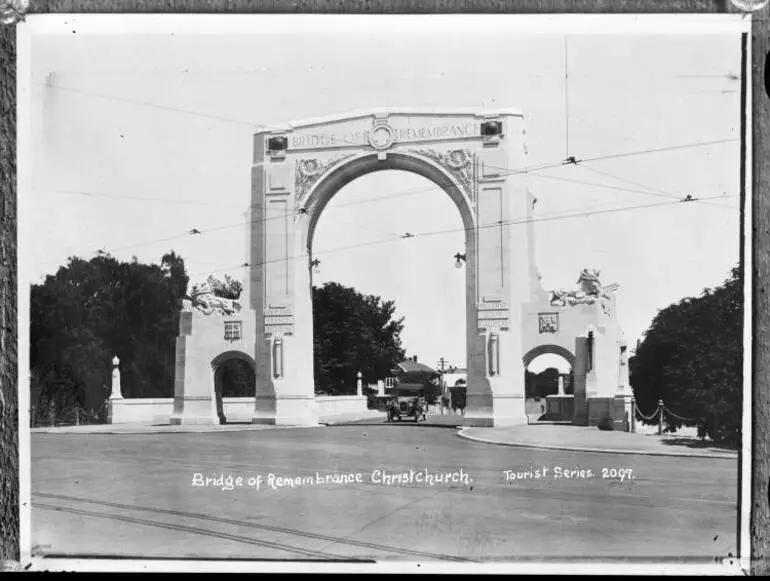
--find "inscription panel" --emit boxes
[265,324,294,335]
[286,117,481,152]
[478,310,511,320]
[264,316,294,326]
[477,319,510,330]
[264,307,294,317]
[477,301,509,311]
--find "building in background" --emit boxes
[388,356,440,396]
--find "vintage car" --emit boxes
[386,396,427,423]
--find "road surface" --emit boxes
[31,424,738,562]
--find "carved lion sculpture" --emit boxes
[549,268,619,307]
[181,281,242,316]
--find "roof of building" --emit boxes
[390,383,426,394]
[396,360,438,375]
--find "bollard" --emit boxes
[658,399,664,435]
[49,401,55,427]
[75,407,80,427]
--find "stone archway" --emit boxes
[248,109,535,427]
[522,344,576,370]
[523,343,576,402]
[211,351,257,425]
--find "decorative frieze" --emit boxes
[294,154,357,207]
[409,148,476,204]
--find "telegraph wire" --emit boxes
[185,193,736,279]
[35,82,267,129]
[565,137,738,165]
[575,165,734,209]
[77,136,740,257]
[528,171,736,209]
[36,188,246,207]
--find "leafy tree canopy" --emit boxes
[313,282,406,395]
[31,251,189,414]
[630,265,742,444]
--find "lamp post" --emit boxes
[454,252,466,269]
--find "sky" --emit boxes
[23,17,743,374]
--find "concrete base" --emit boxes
[545,394,574,422]
[169,396,219,426]
[610,394,635,432]
[109,395,369,426]
[465,394,528,428]
[573,394,588,426]
[588,397,613,429]
[251,396,319,427]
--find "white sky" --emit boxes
[23,17,743,374]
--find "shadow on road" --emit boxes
[659,437,739,452]
[327,417,463,429]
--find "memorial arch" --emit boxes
[170,108,633,430]
[171,109,534,427]
[251,109,534,428]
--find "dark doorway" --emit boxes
[213,358,256,424]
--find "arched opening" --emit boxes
[523,345,575,422]
[306,155,471,405]
[211,351,256,425]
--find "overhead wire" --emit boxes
[575,165,734,209]
[184,192,735,279]
[38,80,740,264]
[77,136,738,257]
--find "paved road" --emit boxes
[31,424,738,562]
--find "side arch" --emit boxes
[211,350,257,372]
[210,350,257,424]
[522,344,576,369]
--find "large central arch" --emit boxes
[247,109,534,427]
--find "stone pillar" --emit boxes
[110,355,123,400]
[617,339,630,395]
[611,339,634,431]
[106,355,123,424]
[464,113,530,428]
[377,380,385,396]
[243,206,252,302]
[357,371,363,397]
[170,312,220,425]
[573,337,589,425]
[251,130,318,426]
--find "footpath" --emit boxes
[458,423,738,459]
[32,411,738,459]
[32,410,386,435]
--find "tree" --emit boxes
[30,252,190,415]
[312,282,406,395]
[630,265,742,444]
